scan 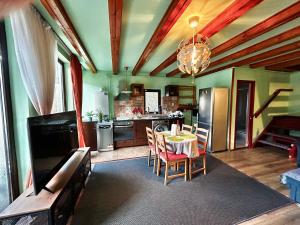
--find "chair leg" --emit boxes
[157,157,161,176]
[148,150,151,167]
[164,162,168,186]
[203,155,206,175]
[184,159,188,181]
[153,153,157,173]
[189,159,192,181]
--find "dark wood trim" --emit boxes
[149,0,264,77]
[0,22,20,200]
[250,50,300,68]
[209,26,300,69]
[233,80,255,150]
[212,1,300,57]
[195,40,300,78]
[228,68,235,150]
[108,0,122,75]
[40,0,97,73]
[253,89,293,118]
[166,68,181,77]
[132,0,191,76]
[181,73,191,78]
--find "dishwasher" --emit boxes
[97,121,114,151]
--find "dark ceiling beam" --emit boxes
[195,40,300,78]
[250,50,300,68]
[132,0,191,76]
[149,0,264,77]
[41,0,97,73]
[265,58,300,70]
[166,68,181,77]
[209,26,300,68]
[181,74,191,78]
[212,1,300,57]
[108,0,122,75]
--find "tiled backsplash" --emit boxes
[114,95,179,118]
[114,96,144,118]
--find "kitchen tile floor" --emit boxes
[91,146,149,164]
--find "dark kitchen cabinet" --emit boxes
[134,120,152,145]
[165,85,179,96]
[82,122,97,151]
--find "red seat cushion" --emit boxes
[159,152,187,162]
[198,149,206,155]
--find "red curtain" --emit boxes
[70,55,86,147]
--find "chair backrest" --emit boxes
[195,127,209,152]
[146,127,155,148]
[182,124,193,133]
[155,132,168,160]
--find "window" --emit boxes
[0,22,19,210]
[51,60,66,113]
[144,89,161,114]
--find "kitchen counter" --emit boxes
[114,116,184,121]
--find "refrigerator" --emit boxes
[94,89,109,116]
[198,88,228,152]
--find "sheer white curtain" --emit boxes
[0,0,33,19]
[10,6,57,115]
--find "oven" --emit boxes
[113,120,135,141]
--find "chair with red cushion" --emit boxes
[182,124,193,134]
[146,127,157,173]
[189,127,209,180]
[155,132,188,185]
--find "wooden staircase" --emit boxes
[254,116,300,158]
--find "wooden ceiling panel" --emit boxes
[166,68,181,77]
[212,1,300,57]
[108,0,123,74]
[41,0,97,73]
[149,0,263,77]
[265,58,300,70]
[209,26,300,68]
[195,40,300,78]
[250,50,300,68]
[132,0,191,76]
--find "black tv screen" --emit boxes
[27,111,79,195]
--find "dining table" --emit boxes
[161,131,199,158]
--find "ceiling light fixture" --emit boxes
[177,16,211,79]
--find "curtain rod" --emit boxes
[32,5,72,60]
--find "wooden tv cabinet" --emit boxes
[0,147,91,225]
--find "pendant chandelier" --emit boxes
[177,16,211,77]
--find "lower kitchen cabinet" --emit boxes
[134,120,152,145]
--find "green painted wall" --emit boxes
[289,71,300,116]
[230,67,291,149]
[81,70,194,124]
[5,20,33,192]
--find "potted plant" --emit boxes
[96,109,104,122]
[86,111,94,122]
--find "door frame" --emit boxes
[233,80,255,149]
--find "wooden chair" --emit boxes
[155,132,188,185]
[189,127,209,180]
[146,127,157,173]
[182,124,193,133]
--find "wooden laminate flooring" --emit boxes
[90,146,300,225]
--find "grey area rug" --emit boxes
[72,156,291,225]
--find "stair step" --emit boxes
[264,132,296,142]
[258,140,291,150]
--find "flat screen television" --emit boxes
[27,111,79,195]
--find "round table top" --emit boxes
[162,131,197,143]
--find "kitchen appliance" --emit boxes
[27,111,78,195]
[97,121,114,151]
[94,89,109,116]
[152,120,169,132]
[113,120,135,141]
[198,88,228,152]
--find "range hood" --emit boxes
[115,66,132,101]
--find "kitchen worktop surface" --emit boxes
[114,116,184,121]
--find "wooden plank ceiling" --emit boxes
[38,0,300,76]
